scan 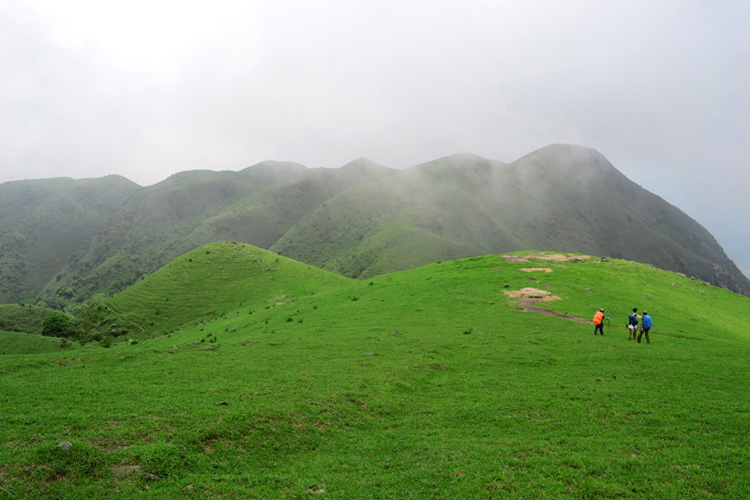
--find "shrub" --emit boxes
[41,313,77,338]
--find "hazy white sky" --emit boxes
[1,0,748,265]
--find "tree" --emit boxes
[41,313,77,338]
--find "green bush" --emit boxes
[41,313,77,338]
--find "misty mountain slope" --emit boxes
[0,176,141,305]
[323,220,487,278]
[272,153,529,275]
[187,158,397,249]
[236,159,309,183]
[505,145,748,292]
[273,145,750,295]
[39,163,308,307]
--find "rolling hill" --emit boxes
[1,245,749,498]
[76,242,352,340]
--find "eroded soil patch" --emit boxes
[504,287,560,302]
[504,287,590,323]
[502,253,591,263]
[112,465,141,476]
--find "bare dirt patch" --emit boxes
[520,267,553,273]
[504,287,561,302]
[502,255,532,263]
[501,253,591,263]
[504,287,590,323]
[112,465,141,476]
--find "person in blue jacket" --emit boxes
[638,311,653,344]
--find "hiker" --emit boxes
[593,308,606,335]
[638,311,653,344]
[627,308,640,340]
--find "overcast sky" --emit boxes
[1,0,748,267]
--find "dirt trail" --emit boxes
[516,305,591,323]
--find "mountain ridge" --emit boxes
[1,144,747,309]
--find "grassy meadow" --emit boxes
[1,244,749,498]
[0,304,60,335]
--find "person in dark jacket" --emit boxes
[638,311,653,344]
[627,308,640,340]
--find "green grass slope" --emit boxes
[0,330,72,355]
[0,304,59,334]
[76,242,353,340]
[1,250,748,498]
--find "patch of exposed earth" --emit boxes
[112,464,141,476]
[503,287,590,324]
[504,287,560,302]
[501,253,592,264]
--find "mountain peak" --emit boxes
[339,157,392,172]
[239,160,308,184]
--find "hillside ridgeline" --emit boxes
[1,145,747,311]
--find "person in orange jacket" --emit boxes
[593,308,606,335]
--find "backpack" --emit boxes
[643,315,653,330]
[629,314,638,326]
[593,311,604,325]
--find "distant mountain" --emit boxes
[0,175,141,306]
[33,159,396,309]
[38,161,310,307]
[1,145,747,310]
[188,158,396,249]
